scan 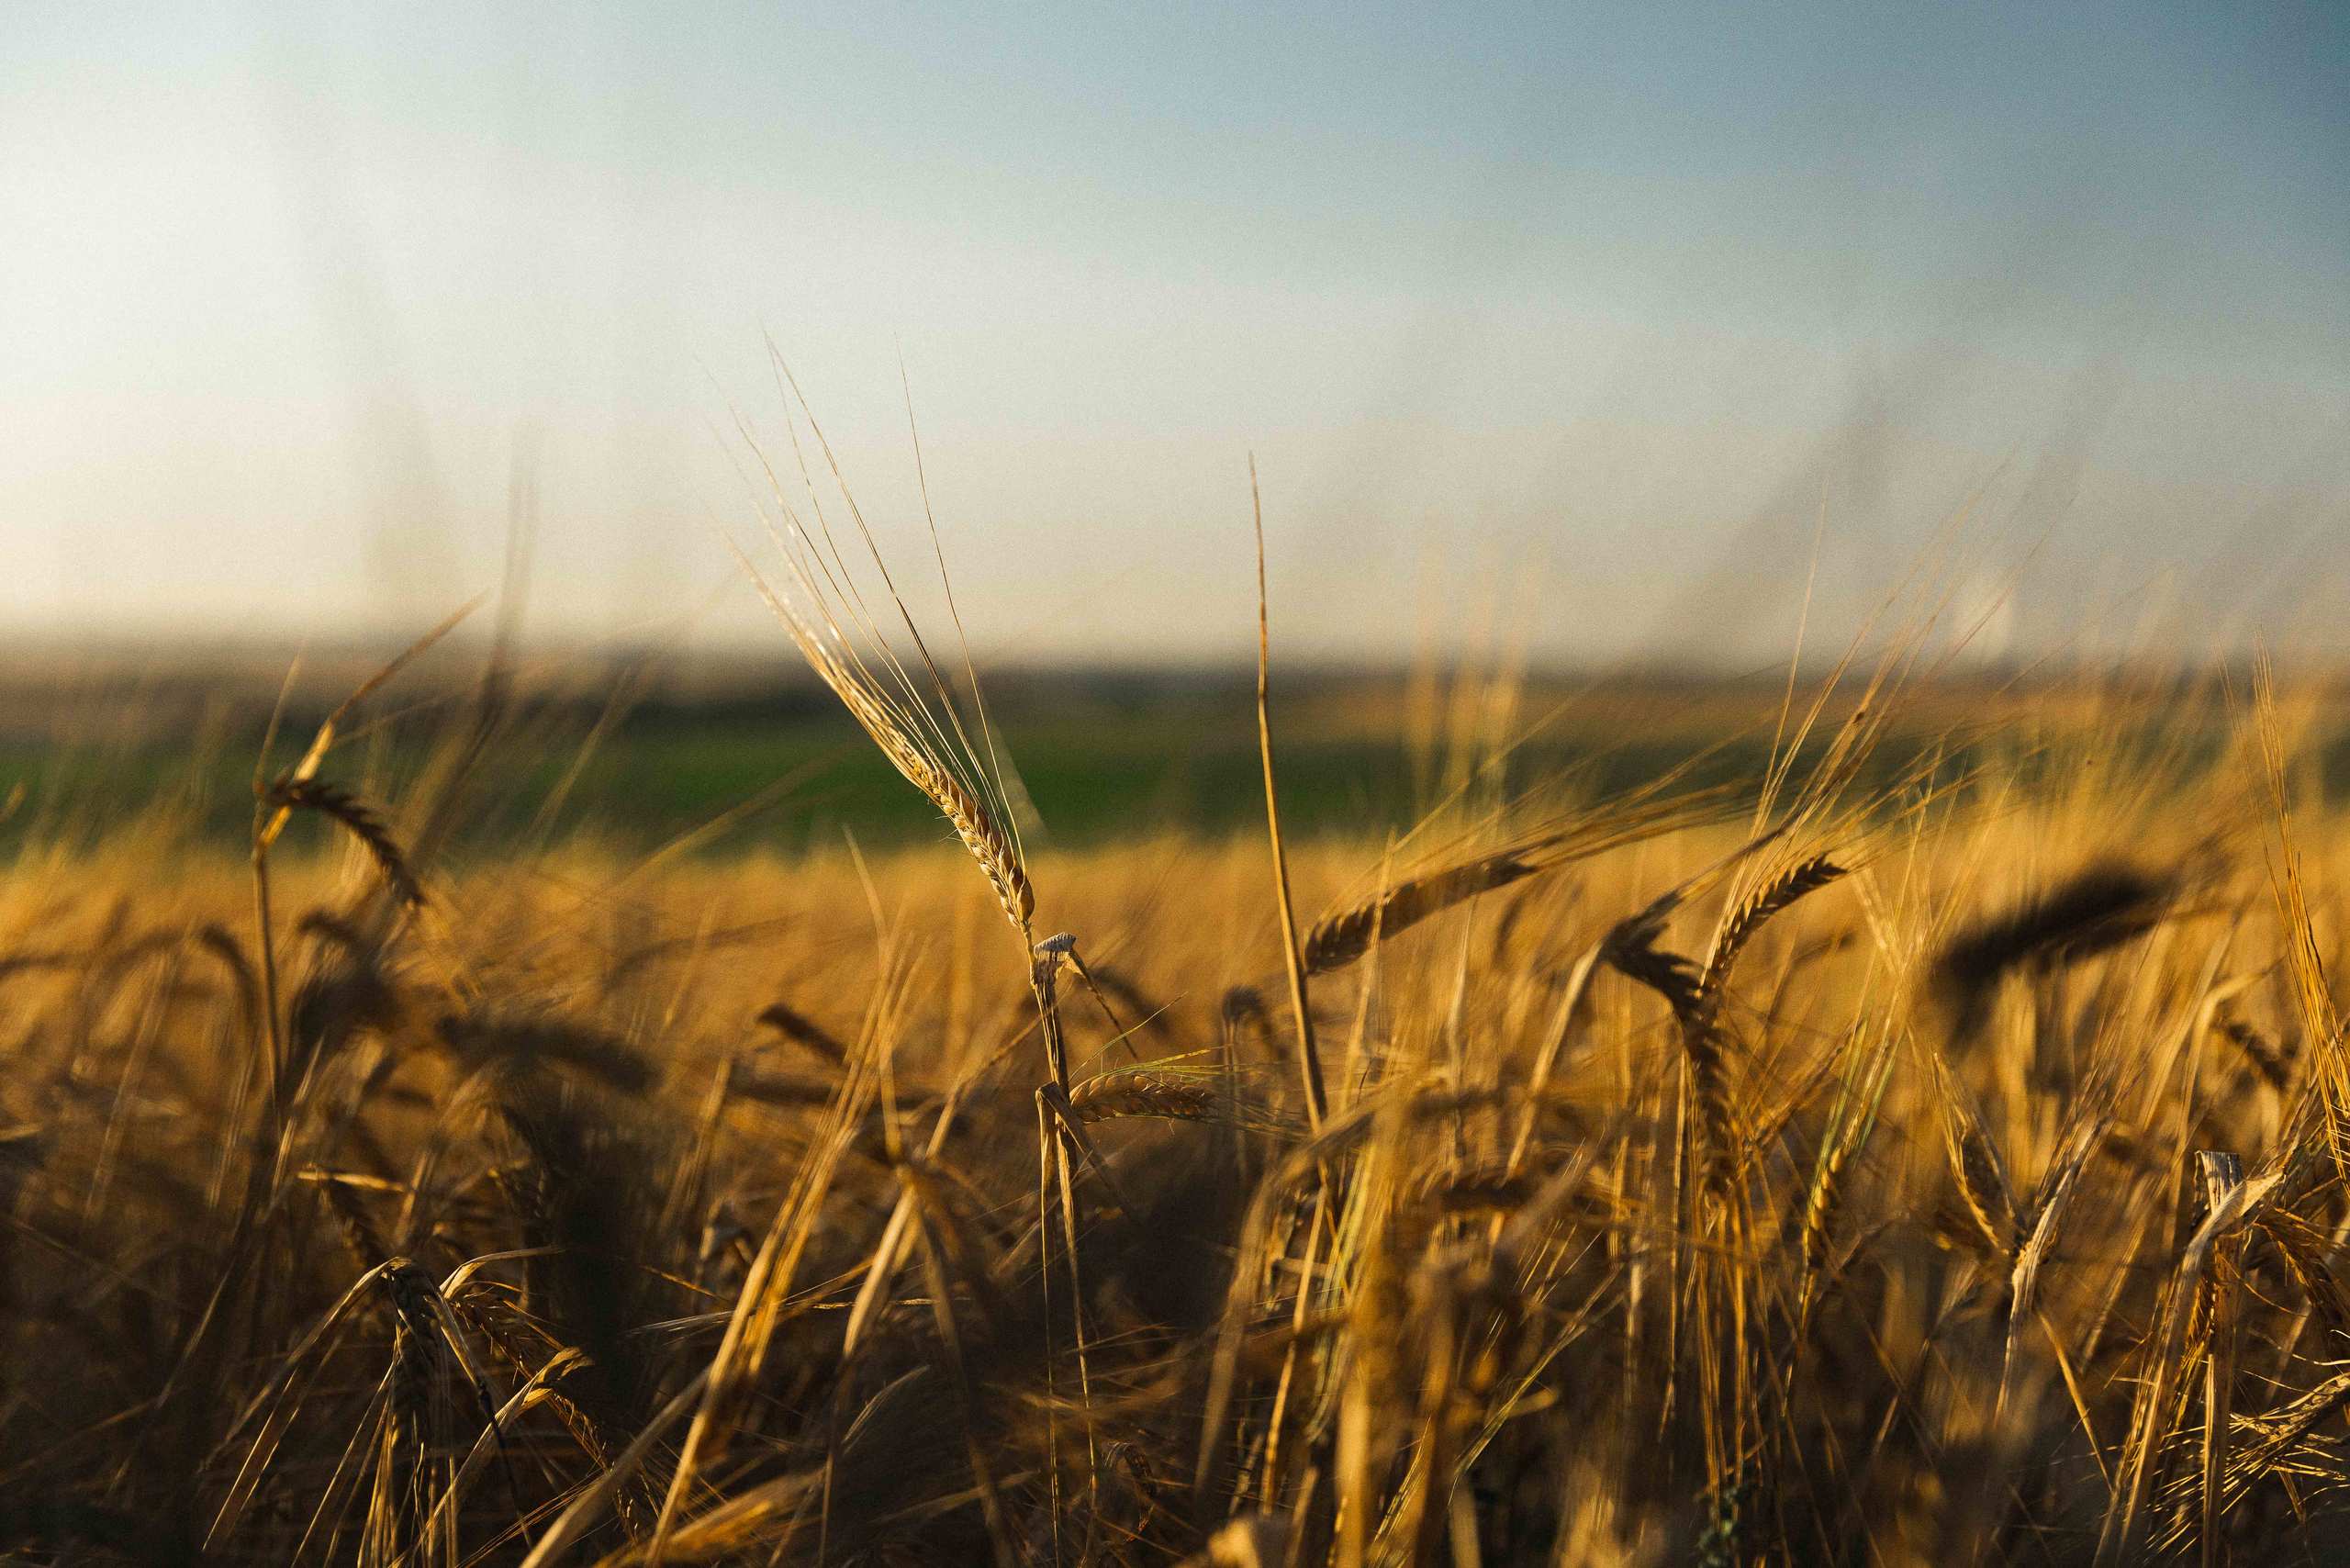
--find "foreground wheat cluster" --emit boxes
[8,439,2350,1565]
[5,672,2350,1567]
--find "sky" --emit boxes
[2,3,2345,668]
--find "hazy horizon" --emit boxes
[5,4,2345,668]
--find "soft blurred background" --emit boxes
[2,2,2345,846]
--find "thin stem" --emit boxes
[250,845,285,1143]
[1251,458,1327,1133]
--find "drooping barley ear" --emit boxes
[1930,860,2175,1041]
[1661,853,1852,1201]
[910,749,1035,933]
[1411,1167,1538,1217]
[755,1002,846,1064]
[374,1258,531,1549]
[779,639,1029,931]
[437,1010,657,1097]
[1603,905,1733,1179]
[244,610,474,1145]
[1300,791,1737,978]
[731,387,1103,1522]
[260,777,426,910]
[1071,1070,1221,1124]
[736,501,1035,943]
[1601,902,1707,1027]
[1070,1067,1292,1137]
[793,648,1032,935]
[1304,851,1540,974]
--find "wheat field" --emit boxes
[5,558,2350,1568]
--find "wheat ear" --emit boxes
[261,778,425,910]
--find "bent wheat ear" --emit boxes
[1304,852,1539,974]
[755,1002,847,1063]
[261,777,424,910]
[1302,790,1734,977]
[1071,1070,1220,1123]
[733,364,1035,940]
[737,552,1033,936]
[1605,910,1736,1175]
[1071,1066,1294,1136]
[1595,835,1784,1182]
[1931,859,2174,1038]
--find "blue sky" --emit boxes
[2,3,2344,663]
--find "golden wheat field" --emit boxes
[8,546,2350,1568]
[12,3,2341,1562]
